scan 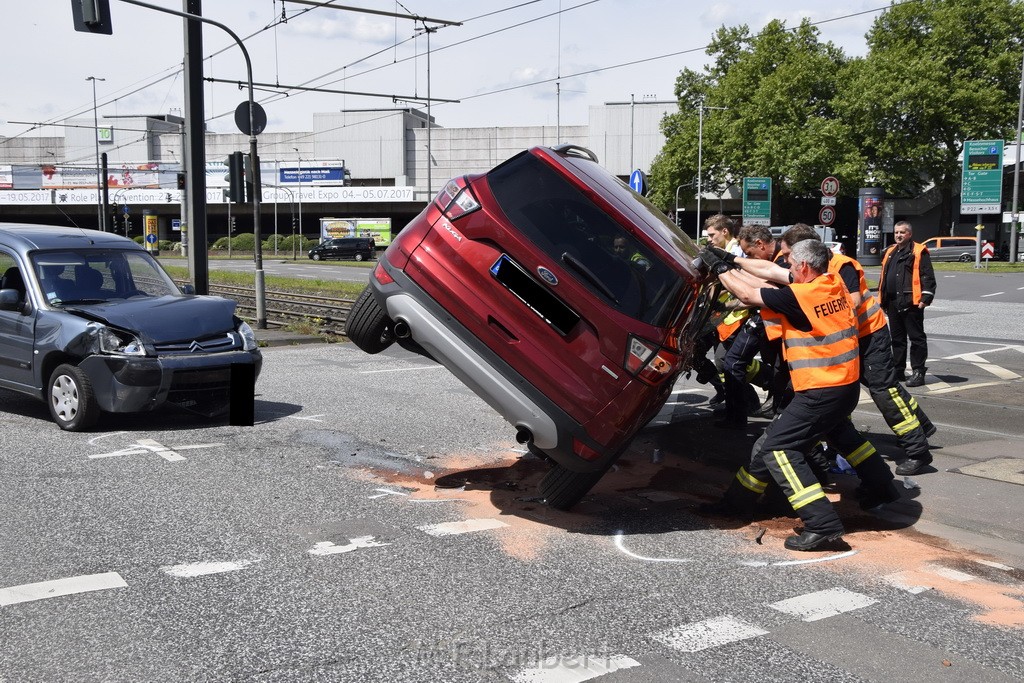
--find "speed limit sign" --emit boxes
[819,206,836,226]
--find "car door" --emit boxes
[0,250,37,392]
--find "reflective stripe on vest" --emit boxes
[771,272,860,392]
[828,253,887,336]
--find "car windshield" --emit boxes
[486,152,686,327]
[32,249,182,306]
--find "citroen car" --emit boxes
[345,145,714,509]
[0,224,262,431]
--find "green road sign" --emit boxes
[742,177,772,225]
[961,140,1003,214]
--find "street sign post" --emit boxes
[819,206,836,226]
[821,176,840,197]
[742,177,771,225]
[961,140,1004,214]
[629,169,647,196]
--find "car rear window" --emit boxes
[486,152,685,327]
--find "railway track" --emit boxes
[200,283,356,335]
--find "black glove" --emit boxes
[698,248,724,273]
[707,245,737,265]
[712,261,732,276]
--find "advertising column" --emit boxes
[858,188,885,265]
[143,209,159,255]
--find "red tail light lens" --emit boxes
[436,178,481,221]
[625,335,680,385]
[373,262,394,285]
[572,438,602,461]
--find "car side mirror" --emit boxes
[0,288,23,311]
[179,284,196,295]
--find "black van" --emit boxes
[308,237,376,261]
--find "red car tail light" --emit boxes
[373,261,394,285]
[624,335,680,385]
[572,438,602,461]
[436,178,481,221]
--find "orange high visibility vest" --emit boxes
[762,272,860,392]
[880,242,928,305]
[828,253,887,337]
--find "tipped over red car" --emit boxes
[346,144,714,508]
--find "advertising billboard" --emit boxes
[320,217,392,246]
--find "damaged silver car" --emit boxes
[0,224,262,431]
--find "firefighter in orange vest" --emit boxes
[720,227,937,476]
[879,220,936,388]
[698,240,898,551]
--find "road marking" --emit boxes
[360,365,444,374]
[970,361,1021,380]
[89,440,223,461]
[927,380,1007,395]
[287,414,325,422]
[509,654,641,682]
[136,438,184,462]
[161,560,260,577]
[613,531,693,564]
[768,587,877,622]
[924,564,976,582]
[651,615,768,653]
[309,536,390,556]
[417,518,509,537]
[974,559,1015,571]
[883,572,932,594]
[368,488,409,499]
[981,291,1005,298]
[739,549,858,567]
[0,572,127,606]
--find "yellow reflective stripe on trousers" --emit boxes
[789,482,826,510]
[844,441,876,468]
[735,467,768,494]
[773,450,827,510]
[888,387,921,435]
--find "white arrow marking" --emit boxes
[309,536,390,556]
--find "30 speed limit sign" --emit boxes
[819,206,836,226]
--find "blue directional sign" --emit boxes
[145,233,157,244]
[629,169,648,196]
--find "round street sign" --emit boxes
[819,206,836,226]
[629,169,648,196]
[235,101,268,136]
[821,176,840,197]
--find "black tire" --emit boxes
[958,253,971,262]
[345,286,396,354]
[312,253,321,261]
[538,462,611,511]
[47,363,100,431]
[355,253,364,262]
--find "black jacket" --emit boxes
[879,242,936,310]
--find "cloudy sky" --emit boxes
[1,1,882,140]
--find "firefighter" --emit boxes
[699,240,898,551]
[712,228,937,476]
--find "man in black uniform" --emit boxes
[879,221,936,388]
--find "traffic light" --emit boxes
[176,172,186,190]
[226,152,246,203]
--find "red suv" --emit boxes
[346,145,713,508]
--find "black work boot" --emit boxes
[905,367,927,387]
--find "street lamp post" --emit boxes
[1011,49,1024,264]
[294,148,302,261]
[86,76,106,231]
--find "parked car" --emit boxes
[921,235,979,262]
[345,144,714,509]
[0,224,262,431]
[308,237,376,261]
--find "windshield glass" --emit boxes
[486,152,685,327]
[32,249,181,306]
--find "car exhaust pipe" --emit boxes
[514,426,533,445]
[393,319,412,339]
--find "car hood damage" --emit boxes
[62,296,239,344]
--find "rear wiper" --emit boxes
[561,252,618,304]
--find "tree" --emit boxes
[649,20,864,223]
[839,0,1024,231]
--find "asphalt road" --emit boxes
[2,329,1023,681]
[2,268,1023,682]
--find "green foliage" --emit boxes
[650,0,1024,228]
